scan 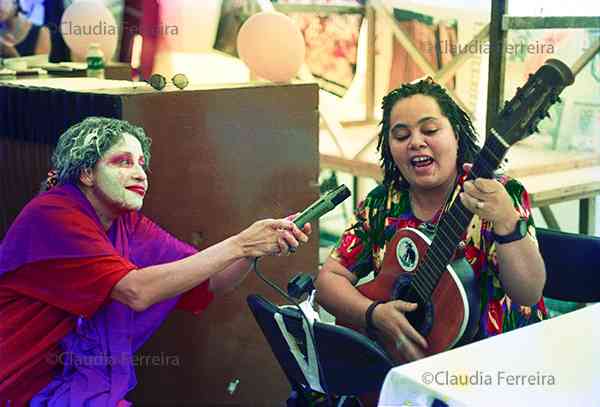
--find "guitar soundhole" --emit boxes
[392,273,434,338]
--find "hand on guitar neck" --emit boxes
[459,163,521,234]
[317,60,573,369]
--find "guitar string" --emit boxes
[414,261,436,294]
[412,201,471,296]
[416,260,439,296]
[412,263,433,296]
[409,92,562,299]
[412,194,467,296]
[414,240,452,296]
[410,139,506,297]
[416,241,447,291]
[414,220,460,296]
[410,278,428,302]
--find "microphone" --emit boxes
[293,184,351,227]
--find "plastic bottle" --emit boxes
[86,43,105,79]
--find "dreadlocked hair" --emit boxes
[376,77,480,190]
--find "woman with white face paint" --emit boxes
[0,117,311,405]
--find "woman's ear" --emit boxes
[79,168,94,187]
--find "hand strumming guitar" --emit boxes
[370,300,429,362]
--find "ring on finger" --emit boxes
[395,334,406,350]
[476,200,484,209]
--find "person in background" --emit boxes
[0,0,51,58]
[0,117,311,405]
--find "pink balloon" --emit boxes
[237,12,305,82]
[60,1,119,61]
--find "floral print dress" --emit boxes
[329,175,547,338]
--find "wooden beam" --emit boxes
[506,155,600,179]
[502,16,600,30]
[365,5,376,122]
[370,0,474,117]
[273,4,365,15]
[485,0,508,133]
[539,206,561,231]
[255,0,351,159]
[319,112,349,158]
[320,153,382,180]
[434,24,490,85]
[579,198,597,235]
[370,0,435,77]
[572,38,600,77]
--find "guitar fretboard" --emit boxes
[411,133,510,301]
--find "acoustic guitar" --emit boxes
[348,59,575,364]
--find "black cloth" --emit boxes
[44,0,70,62]
[0,84,122,144]
[14,23,41,56]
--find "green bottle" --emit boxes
[86,43,105,79]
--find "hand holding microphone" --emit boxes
[236,185,351,257]
[286,184,352,253]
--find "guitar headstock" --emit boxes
[491,58,575,147]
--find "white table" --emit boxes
[378,303,600,407]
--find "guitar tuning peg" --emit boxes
[557,96,562,104]
[545,112,551,119]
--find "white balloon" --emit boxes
[61,1,118,61]
[237,12,305,82]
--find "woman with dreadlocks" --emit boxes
[0,117,311,405]
[315,78,546,364]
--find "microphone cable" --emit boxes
[250,257,335,407]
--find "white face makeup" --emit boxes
[92,133,148,213]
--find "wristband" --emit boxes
[365,300,386,339]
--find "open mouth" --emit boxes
[410,156,434,168]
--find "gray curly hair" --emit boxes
[51,117,152,186]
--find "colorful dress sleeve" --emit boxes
[464,176,547,337]
[329,185,413,281]
[330,185,386,281]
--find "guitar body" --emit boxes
[356,225,480,363]
[323,59,573,407]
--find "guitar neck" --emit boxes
[412,133,510,300]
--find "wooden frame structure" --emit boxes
[486,1,600,234]
[262,0,600,235]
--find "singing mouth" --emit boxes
[410,155,434,168]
